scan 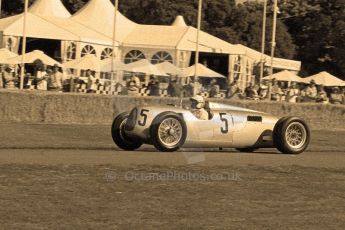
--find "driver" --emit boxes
[190,95,209,120]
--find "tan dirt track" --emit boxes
[0,123,344,229]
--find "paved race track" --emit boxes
[0,123,344,229]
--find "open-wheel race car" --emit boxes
[111,101,310,154]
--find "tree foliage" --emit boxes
[227,2,295,59]
[281,0,345,78]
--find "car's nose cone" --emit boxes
[124,108,138,131]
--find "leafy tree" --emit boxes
[1,0,35,16]
[282,0,345,79]
[227,1,295,59]
[63,0,88,13]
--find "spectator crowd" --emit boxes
[0,62,345,105]
[237,78,345,105]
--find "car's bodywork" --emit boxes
[112,101,310,154]
[123,102,278,149]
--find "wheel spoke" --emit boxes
[285,122,307,149]
[158,118,183,147]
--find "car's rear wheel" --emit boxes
[273,117,310,154]
[150,112,187,152]
[111,112,142,151]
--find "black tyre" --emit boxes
[236,148,258,153]
[273,117,310,154]
[111,112,142,151]
[150,112,187,152]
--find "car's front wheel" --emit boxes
[150,112,187,152]
[273,117,310,154]
[111,112,142,151]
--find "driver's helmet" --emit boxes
[190,95,205,109]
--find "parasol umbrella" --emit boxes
[183,63,225,78]
[7,50,61,66]
[0,48,18,64]
[100,58,126,72]
[154,61,183,75]
[263,70,304,82]
[123,59,168,76]
[302,71,345,87]
[63,54,102,72]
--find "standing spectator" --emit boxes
[301,80,318,102]
[23,73,32,89]
[86,69,97,93]
[96,78,103,90]
[3,66,16,89]
[226,79,241,99]
[147,75,159,96]
[48,64,63,91]
[167,78,182,97]
[286,82,300,103]
[315,84,329,104]
[127,73,141,96]
[183,78,194,97]
[329,87,343,104]
[186,78,203,96]
[271,78,284,101]
[244,83,259,100]
[209,79,220,98]
[202,59,208,67]
[0,65,4,89]
[196,79,203,94]
[36,65,48,91]
[258,81,269,99]
[66,69,78,93]
[115,82,127,95]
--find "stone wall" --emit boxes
[0,90,344,130]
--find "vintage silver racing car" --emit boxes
[111,102,310,154]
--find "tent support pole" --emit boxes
[260,0,267,83]
[111,0,119,82]
[193,0,202,96]
[0,0,2,19]
[20,0,29,90]
[268,0,278,100]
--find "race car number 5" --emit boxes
[219,113,229,134]
[138,109,149,126]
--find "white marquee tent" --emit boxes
[41,16,115,45]
[177,27,242,54]
[0,0,302,88]
[0,13,79,41]
[29,0,71,18]
[0,0,119,51]
[123,25,243,55]
[236,44,301,72]
[71,0,137,42]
